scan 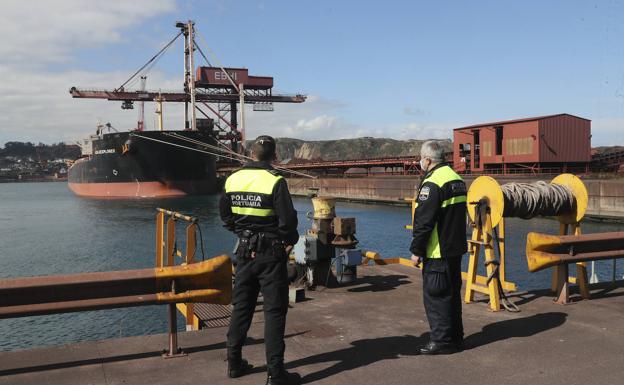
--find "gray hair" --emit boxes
[420,140,445,163]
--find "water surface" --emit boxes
[0,182,621,351]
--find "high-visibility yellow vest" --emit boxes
[225,169,283,217]
[415,165,467,258]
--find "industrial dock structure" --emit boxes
[1,263,624,385]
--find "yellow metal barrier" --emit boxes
[155,208,203,331]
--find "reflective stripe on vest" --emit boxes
[225,169,283,217]
[420,165,466,259]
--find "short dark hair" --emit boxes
[251,135,277,162]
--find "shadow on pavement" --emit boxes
[464,312,567,349]
[347,275,412,293]
[503,281,624,307]
[288,333,428,384]
[0,331,308,376]
[291,312,567,383]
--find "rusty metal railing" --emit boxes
[526,231,624,303]
[0,256,232,357]
[527,231,624,272]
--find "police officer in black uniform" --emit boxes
[220,135,301,385]
[410,140,467,355]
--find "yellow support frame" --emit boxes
[155,208,202,330]
[464,215,517,312]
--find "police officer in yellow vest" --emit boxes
[410,140,467,355]
[220,135,301,385]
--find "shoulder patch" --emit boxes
[418,186,430,201]
[451,181,466,194]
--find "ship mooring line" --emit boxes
[164,132,237,157]
[166,132,251,164]
[129,133,244,163]
[166,132,317,179]
[131,133,316,179]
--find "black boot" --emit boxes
[228,358,253,378]
[266,369,301,385]
[419,341,460,355]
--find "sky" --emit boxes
[0,0,623,146]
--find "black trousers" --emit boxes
[227,254,289,375]
[422,256,464,344]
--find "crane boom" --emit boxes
[68,87,306,104]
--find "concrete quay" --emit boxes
[1,263,624,385]
[287,176,624,220]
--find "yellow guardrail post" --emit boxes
[183,221,197,331]
[156,208,204,331]
[156,211,165,268]
[166,216,175,267]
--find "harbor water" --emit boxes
[0,182,622,351]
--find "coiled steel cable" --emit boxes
[501,181,576,219]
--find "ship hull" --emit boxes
[68,130,218,198]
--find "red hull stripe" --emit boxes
[68,182,188,198]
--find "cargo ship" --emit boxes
[67,20,305,198]
[68,128,218,197]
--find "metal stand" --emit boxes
[163,303,187,358]
[550,222,589,304]
[464,207,517,312]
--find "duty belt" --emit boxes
[236,230,281,260]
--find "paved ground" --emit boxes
[1,263,624,385]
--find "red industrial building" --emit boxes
[453,114,591,174]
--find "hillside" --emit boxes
[264,138,452,163]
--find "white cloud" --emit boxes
[243,96,454,141]
[0,65,188,144]
[0,0,176,65]
[244,95,355,140]
[395,122,453,140]
[0,1,181,145]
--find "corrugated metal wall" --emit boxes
[539,115,591,162]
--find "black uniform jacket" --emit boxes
[410,163,468,259]
[219,161,299,246]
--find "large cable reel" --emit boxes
[467,173,588,226]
